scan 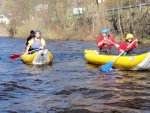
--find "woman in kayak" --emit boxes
[25,30,46,54]
[25,30,35,51]
[118,33,138,55]
[97,28,119,54]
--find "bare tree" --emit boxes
[117,0,124,40]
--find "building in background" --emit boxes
[73,8,84,15]
[0,14,10,24]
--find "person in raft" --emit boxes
[25,30,46,54]
[97,28,119,54]
[25,30,35,51]
[118,33,138,56]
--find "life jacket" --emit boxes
[98,37,114,55]
[124,41,134,54]
[97,36,115,49]
[31,38,42,49]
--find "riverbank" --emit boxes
[0,25,150,44]
[0,26,9,36]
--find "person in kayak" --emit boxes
[97,28,119,54]
[25,30,46,54]
[118,33,138,55]
[25,30,35,51]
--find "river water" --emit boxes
[0,37,150,113]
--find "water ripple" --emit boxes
[0,37,150,113]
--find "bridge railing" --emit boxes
[70,2,150,17]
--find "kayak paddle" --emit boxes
[101,52,123,72]
[10,49,41,59]
[106,39,119,48]
[107,39,116,45]
[10,54,22,59]
[102,40,136,72]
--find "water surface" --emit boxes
[0,37,150,113]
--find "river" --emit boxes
[0,37,150,113]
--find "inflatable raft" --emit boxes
[84,49,150,70]
[21,49,53,65]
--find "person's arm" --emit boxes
[40,39,46,49]
[134,39,138,48]
[25,39,33,54]
[97,37,106,47]
[25,37,30,46]
[119,49,124,53]
[97,40,104,47]
[111,38,119,48]
[25,44,30,54]
[115,44,119,48]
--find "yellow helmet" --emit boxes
[126,33,133,39]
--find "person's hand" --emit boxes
[135,39,138,42]
[115,44,119,48]
[120,50,124,53]
[104,37,107,41]
[103,37,107,44]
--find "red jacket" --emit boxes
[118,41,137,51]
[97,36,116,49]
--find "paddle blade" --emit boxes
[102,61,114,72]
[10,54,21,59]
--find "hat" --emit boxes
[126,33,133,39]
[102,28,109,34]
[35,30,41,34]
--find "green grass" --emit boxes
[144,36,150,40]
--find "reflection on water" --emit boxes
[85,62,99,69]
[0,37,150,113]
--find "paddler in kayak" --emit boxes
[25,30,46,54]
[118,33,138,56]
[25,30,35,51]
[97,28,119,55]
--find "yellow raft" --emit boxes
[84,49,150,70]
[21,49,53,65]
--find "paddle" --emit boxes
[101,40,136,72]
[106,39,116,45]
[10,49,40,59]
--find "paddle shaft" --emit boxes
[106,39,116,45]
[27,49,41,54]
[10,49,41,59]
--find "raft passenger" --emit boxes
[25,30,35,51]
[25,30,46,54]
[97,28,119,54]
[118,33,138,55]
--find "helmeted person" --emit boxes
[25,30,46,54]
[97,28,119,54]
[118,33,138,55]
[25,30,35,51]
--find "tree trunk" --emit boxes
[133,0,138,37]
[117,0,123,41]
